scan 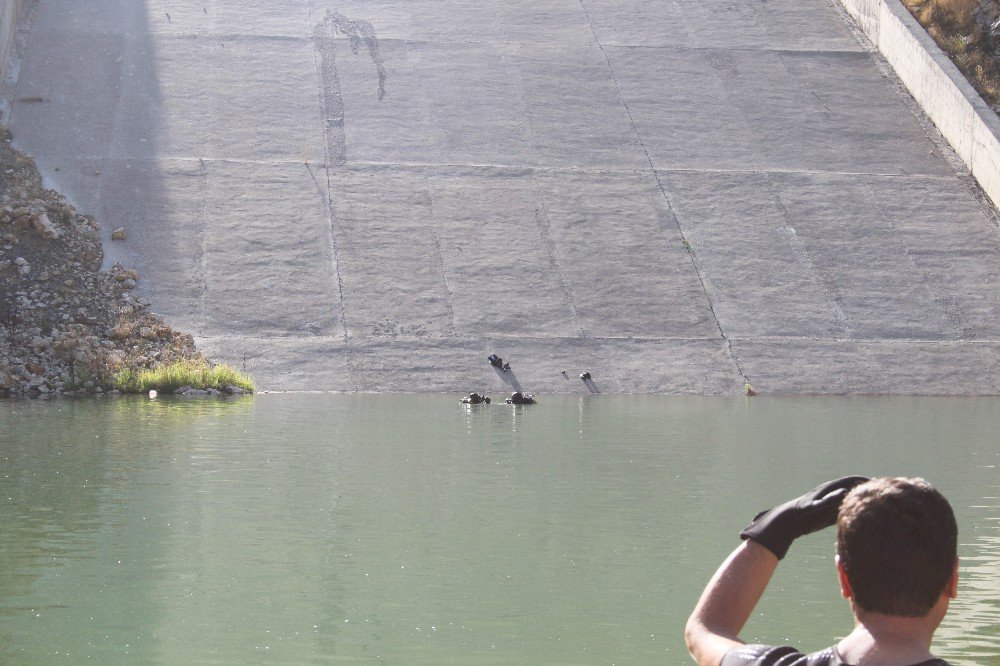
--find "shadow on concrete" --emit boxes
[493,365,523,393]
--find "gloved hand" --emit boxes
[740,476,869,560]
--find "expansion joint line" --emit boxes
[534,203,589,338]
[577,0,749,387]
[424,192,460,337]
[760,172,852,339]
[311,17,351,347]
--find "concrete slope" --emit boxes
[10,0,1000,394]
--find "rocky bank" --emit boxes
[0,128,205,398]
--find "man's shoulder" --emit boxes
[720,644,952,666]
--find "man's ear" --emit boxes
[947,558,959,599]
[836,554,853,599]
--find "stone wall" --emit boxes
[837,0,1000,210]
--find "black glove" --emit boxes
[740,476,869,560]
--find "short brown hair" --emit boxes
[836,477,957,617]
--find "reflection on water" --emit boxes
[0,395,997,664]
[936,474,1000,664]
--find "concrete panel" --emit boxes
[427,169,580,337]
[771,173,959,340]
[324,0,594,46]
[336,40,645,169]
[327,165,456,339]
[733,338,885,394]
[864,176,1000,339]
[29,158,106,216]
[10,29,124,159]
[201,160,342,337]
[584,0,861,51]
[197,336,352,391]
[661,170,848,339]
[33,0,312,38]
[347,337,486,393]
[531,170,717,338]
[606,47,761,171]
[610,46,949,174]
[113,35,325,162]
[143,0,313,38]
[736,338,1000,395]
[28,0,136,34]
[96,159,207,332]
[336,41,532,167]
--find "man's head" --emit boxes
[836,477,957,617]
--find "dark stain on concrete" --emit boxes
[313,11,387,166]
[328,11,387,101]
[313,17,348,166]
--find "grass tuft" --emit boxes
[113,360,255,395]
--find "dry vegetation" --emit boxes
[903,0,1000,110]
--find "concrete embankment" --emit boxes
[837,0,1000,213]
[9,0,1000,395]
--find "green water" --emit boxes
[0,395,997,664]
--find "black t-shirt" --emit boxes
[721,644,951,666]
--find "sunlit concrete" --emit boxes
[10,0,1000,394]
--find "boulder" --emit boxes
[111,227,127,240]
[32,212,60,239]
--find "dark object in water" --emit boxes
[461,392,491,405]
[502,362,510,372]
[17,96,48,103]
[505,392,535,405]
[580,372,591,381]
[487,354,503,368]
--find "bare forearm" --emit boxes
[685,540,779,665]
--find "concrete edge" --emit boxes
[836,0,1000,210]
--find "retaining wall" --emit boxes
[837,0,1000,209]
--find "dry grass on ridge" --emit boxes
[902,0,1000,109]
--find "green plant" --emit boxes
[113,360,255,395]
